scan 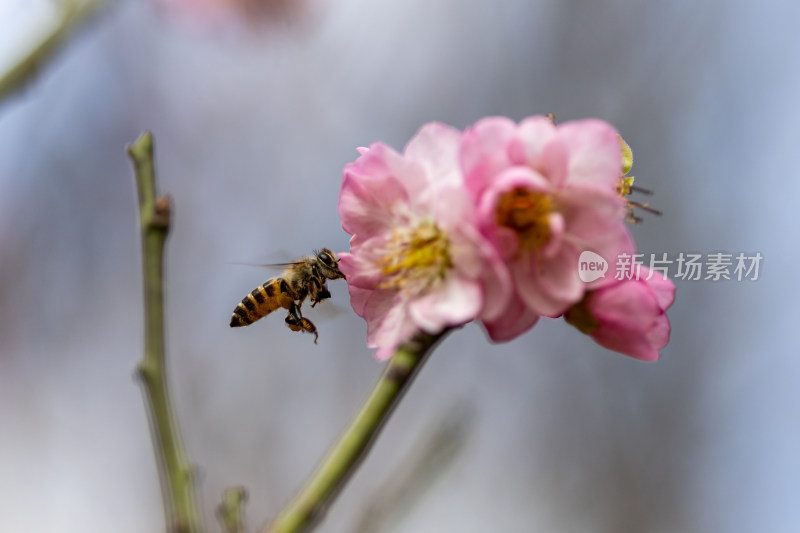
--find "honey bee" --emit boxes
[229,248,345,343]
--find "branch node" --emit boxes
[134,361,150,383]
[217,486,249,533]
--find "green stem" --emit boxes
[0,0,109,102]
[264,330,450,533]
[128,132,203,533]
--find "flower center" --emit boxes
[496,187,553,251]
[377,219,453,294]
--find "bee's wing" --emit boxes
[229,261,306,271]
[308,300,348,319]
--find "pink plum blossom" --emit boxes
[337,115,675,360]
[153,0,306,28]
[563,266,676,361]
[461,116,635,323]
[338,123,512,359]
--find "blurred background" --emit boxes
[1,0,797,531]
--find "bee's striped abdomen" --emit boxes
[230,278,295,327]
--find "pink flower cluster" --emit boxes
[153,0,305,27]
[338,117,675,361]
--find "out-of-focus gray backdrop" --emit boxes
[1,1,797,531]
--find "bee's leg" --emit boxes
[285,302,319,344]
[284,302,303,329]
[311,283,331,307]
[312,289,331,308]
[310,280,331,308]
[308,277,321,304]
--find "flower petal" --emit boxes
[557,119,622,191]
[355,290,418,361]
[557,187,633,289]
[453,225,513,321]
[586,280,665,361]
[481,292,539,342]
[404,122,463,190]
[339,143,414,240]
[461,116,517,198]
[511,115,558,165]
[643,268,677,310]
[513,244,584,317]
[338,243,388,289]
[408,275,482,332]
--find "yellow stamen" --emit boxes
[617,176,635,197]
[496,187,553,251]
[377,220,452,294]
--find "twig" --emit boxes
[0,0,109,102]
[217,487,249,533]
[263,329,451,533]
[354,403,472,533]
[128,132,203,533]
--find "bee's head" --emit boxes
[316,248,345,280]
